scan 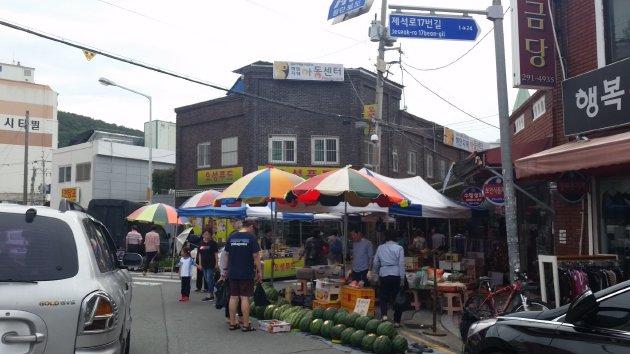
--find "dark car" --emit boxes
[465,279,630,354]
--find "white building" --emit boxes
[0,62,58,204]
[145,120,176,151]
[51,131,175,208]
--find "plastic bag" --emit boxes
[393,289,411,311]
[253,282,270,306]
[215,280,230,309]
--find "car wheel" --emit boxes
[512,300,550,312]
[464,295,495,319]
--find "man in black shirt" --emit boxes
[197,229,218,301]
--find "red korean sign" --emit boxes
[482,176,505,205]
[556,171,588,203]
[512,0,556,89]
[461,186,485,207]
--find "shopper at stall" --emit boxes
[222,219,262,332]
[350,228,373,285]
[300,229,328,266]
[430,227,446,250]
[373,229,405,326]
[327,232,343,265]
[198,229,219,302]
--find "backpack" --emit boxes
[330,238,342,255]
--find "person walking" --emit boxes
[300,229,327,267]
[178,246,195,302]
[143,225,161,276]
[350,228,373,285]
[125,225,142,254]
[198,229,219,302]
[221,219,263,332]
[373,229,405,327]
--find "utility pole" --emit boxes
[41,151,47,205]
[30,165,36,205]
[373,0,388,174]
[22,111,29,205]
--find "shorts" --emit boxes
[229,279,255,297]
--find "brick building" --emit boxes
[490,1,630,274]
[174,61,471,199]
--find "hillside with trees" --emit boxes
[58,111,143,148]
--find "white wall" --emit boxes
[144,120,176,151]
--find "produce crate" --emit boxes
[315,279,342,302]
[312,299,341,310]
[340,286,375,311]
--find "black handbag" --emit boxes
[253,282,270,307]
[215,280,230,309]
[394,278,411,311]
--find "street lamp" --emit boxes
[98,77,153,203]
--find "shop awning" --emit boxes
[484,137,553,167]
[514,130,630,178]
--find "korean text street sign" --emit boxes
[389,14,479,41]
[562,56,630,136]
[328,0,366,20]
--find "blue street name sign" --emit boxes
[389,14,479,41]
[328,0,366,20]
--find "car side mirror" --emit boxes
[121,253,143,269]
[566,289,596,323]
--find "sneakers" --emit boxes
[194,289,201,292]
[201,296,215,302]
[178,296,189,302]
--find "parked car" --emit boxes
[0,201,143,354]
[465,278,630,354]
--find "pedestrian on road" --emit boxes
[197,229,219,302]
[350,228,373,285]
[178,246,195,302]
[221,219,263,332]
[143,225,161,276]
[373,229,405,327]
[125,225,142,254]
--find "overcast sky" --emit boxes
[1,0,520,143]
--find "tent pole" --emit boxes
[343,199,348,278]
[271,201,276,284]
[170,223,177,279]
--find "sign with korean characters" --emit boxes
[461,186,484,207]
[482,176,504,205]
[61,187,79,202]
[562,57,630,135]
[443,127,487,152]
[2,116,43,132]
[556,171,588,203]
[197,167,243,186]
[389,14,479,41]
[512,0,557,89]
[258,166,336,179]
[273,61,344,82]
[353,298,372,317]
[327,0,366,20]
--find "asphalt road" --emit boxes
[129,272,351,354]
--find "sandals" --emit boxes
[241,324,256,332]
[228,324,241,330]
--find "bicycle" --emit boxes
[464,270,549,320]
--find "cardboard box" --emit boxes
[315,279,342,302]
[439,261,462,271]
[444,253,460,262]
[258,320,291,333]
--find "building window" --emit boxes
[425,153,434,178]
[365,141,375,167]
[59,166,71,183]
[269,135,296,164]
[312,136,339,165]
[532,96,546,120]
[23,69,31,77]
[221,137,238,166]
[407,151,417,175]
[439,160,447,179]
[604,0,630,63]
[514,114,525,134]
[197,142,211,168]
[75,163,91,182]
[392,148,399,172]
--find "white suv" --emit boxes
[0,202,142,354]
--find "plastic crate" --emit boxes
[340,286,375,310]
[312,299,341,310]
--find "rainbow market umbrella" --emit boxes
[179,189,222,208]
[126,203,184,225]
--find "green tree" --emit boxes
[153,168,175,194]
[58,111,143,147]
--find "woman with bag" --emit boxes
[373,229,406,327]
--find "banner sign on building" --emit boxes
[273,61,344,82]
[482,176,505,205]
[511,0,556,89]
[461,186,484,207]
[61,187,79,202]
[259,166,336,179]
[562,57,630,135]
[443,127,487,152]
[197,167,243,186]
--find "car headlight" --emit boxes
[468,318,497,338]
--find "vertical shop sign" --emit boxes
[512,0,556,89]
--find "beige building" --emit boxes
[0,62,58,204]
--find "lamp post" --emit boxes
[98,77,153,203]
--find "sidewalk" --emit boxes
[398,308,463,354]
